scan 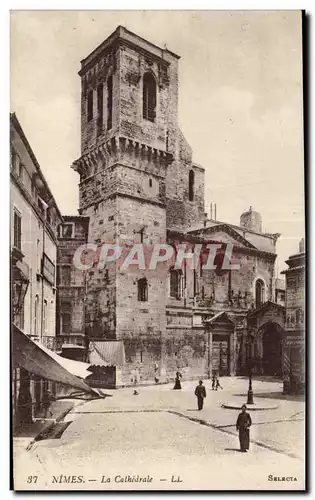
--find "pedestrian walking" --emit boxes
[42,389,55,418]
[212,373,216,390]
[215,377,223,390]
[194,380,206,410]
[236,404,252,452]
[173,371,182,390]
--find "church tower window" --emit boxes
[87,90,93,122]
[255,279,265,308]
[107,75,113,130]
[138,278,148,302]
[188,170,195,201]
[170,268,183,300]
[143,73,156,122]
[97,83,103,135]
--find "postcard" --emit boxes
[10,10,305,491]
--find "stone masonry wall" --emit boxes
[115,195,167,384]
[57,218,89,336]
[165,130,205,229]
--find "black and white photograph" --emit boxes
[10,10,305,491]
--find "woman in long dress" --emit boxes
[236,404,252,452]
[173,371,182,390]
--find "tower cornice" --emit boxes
[72,136,174,179]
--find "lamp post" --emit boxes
[247,335,254,405]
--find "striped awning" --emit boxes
[12,324,98,396]
[89,341,125,367]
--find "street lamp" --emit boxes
[247,335,254,405]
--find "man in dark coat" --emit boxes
[195,380,206,410]
[236,404,252,452]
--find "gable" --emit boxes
[189,224,257,250]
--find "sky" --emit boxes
[10,10,305,274]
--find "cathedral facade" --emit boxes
[57,26,285,387]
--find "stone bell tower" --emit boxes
[72,26,182,384]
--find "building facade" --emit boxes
[57,26,286,387]
[10,113,63,423]
[281,239,305,394]
[56,216,89,361]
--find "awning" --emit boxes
[35,341,92,379]
[89,341,125,367]
[12,325,97,396]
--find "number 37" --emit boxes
[27,476,38,483]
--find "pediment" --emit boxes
[189,224,257,250]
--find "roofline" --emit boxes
[166,228,277,261]
[10,113,63,221]
[204,218,280,240]
[79,25,179,76]
[247,300,285,317]
[204,311,235,325]
[62,215,90,221]
[192,162,205,172]
[187,222,258,250]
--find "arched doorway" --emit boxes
[261,322,283,376]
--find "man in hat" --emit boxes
[236,404,252,452]
[194,380,206,410]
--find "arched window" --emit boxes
[143,73,156,122]
[138,278,148,302]
[188,170,195,201]
[255,279,265,308]
[170,268,183,300]
[107,75,113,130]
[87,90,93,122]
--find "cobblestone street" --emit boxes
[13,377,305,491]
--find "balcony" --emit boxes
[58,334,88,350]
[28,335,63,353]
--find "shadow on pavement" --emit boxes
[236,376,282,382]
[225,448,242,453]
[233,392,305,402]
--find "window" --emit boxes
[37,197,46,217]
[188,170,195,201]
[62,313,71,334]
[97,83,103,136]
[60,301,71,334]
[255,279,265,308]
[87,90,93,122]
[149,178,152,188]
[59,266,71,286]
[18,161,23,181]
[143,73,156,122]
[11,149,16,172]
[138,278,148,302]
[13,209,22,251]
[36,239,40,272]
[58,223,74,239]
[170,268,183,300]
[42,253,56,285]
[34,295,39,336]
[107,76,113,130]
[31,181,37,198]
